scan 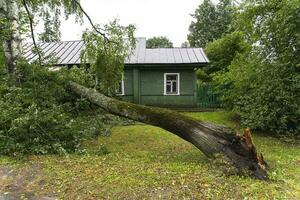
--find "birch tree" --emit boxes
[0,0,22,76]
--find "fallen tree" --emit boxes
[68,81,268,180]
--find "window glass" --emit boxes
[167,75,177,81]
[166,84,171,93]
[165,74,179,94]
[172,82,177,92]
[116,79,124,95]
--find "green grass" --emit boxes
[0,111,299,199]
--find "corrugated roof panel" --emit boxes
[136,48,145,64]
[143,49,151,63]
[70,43,85,64]
[200,48,209,62]
[23,43,37,59]
[42,42,56,55]
[173,48,183,63]
[25,42,49,61]
[186,48,198,63]
[54,41,74,63]
[193,48,206,63]
[60,41,82,64]
[180,48,191,63]
[68,41,84,64]
[22,43,34,55]
[165,49,175,63]
[49,42,69,59]
[43,42,62,58]
[152,49,161,63]
[22,38,209,65]
[158,49,168,63]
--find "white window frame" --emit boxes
[116,76,125,96]
[164,73,180,95]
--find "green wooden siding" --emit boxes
[120,66,197,107]
[139,69,195,106]
[120,66,221,108]
[122,69,134,102]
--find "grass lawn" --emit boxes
[0,111,299,199]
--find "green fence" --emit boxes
[196,84,221,108]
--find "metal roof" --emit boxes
[22,38,209,65]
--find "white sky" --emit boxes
[60,0,206,47]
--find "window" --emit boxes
[116,79,124,96]
[164,73,180,95]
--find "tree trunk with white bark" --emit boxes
[0,0,22,75]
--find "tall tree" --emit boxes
[146,36,173,48]
[188,0,235,47]
[214,0,300,135]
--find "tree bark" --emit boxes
[0,0,22,75]
[68,81,268,180]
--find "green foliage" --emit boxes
[215,53,300,136]
[0,62,115,155]
[0,15,9,43]
[146,36,173,48]
[81,19,136,96]
[236,0,300,65]
[199,31,249,81]
[204,0,300,136]
[0,0,83,44]
[0,47,4,67]
[95,144,110,156]
[196,68,211,82]
[24,0,83,41]
[38,9,61,42]
[181,41,190,48]
[188,0,235,47]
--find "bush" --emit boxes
[215,53,300,136]
[0,62,117,155]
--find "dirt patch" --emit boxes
[0,163,56,200]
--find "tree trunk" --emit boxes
[68,81,268,180]
[0,0,22,75]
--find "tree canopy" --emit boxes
[146,36,173,48]
[188,0,235,47]
[201,0,300,135]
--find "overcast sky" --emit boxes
[60,0,205,47]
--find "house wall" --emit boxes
[121,65,197,107]
[121,69,134,102]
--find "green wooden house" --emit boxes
[23,38,211,107]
